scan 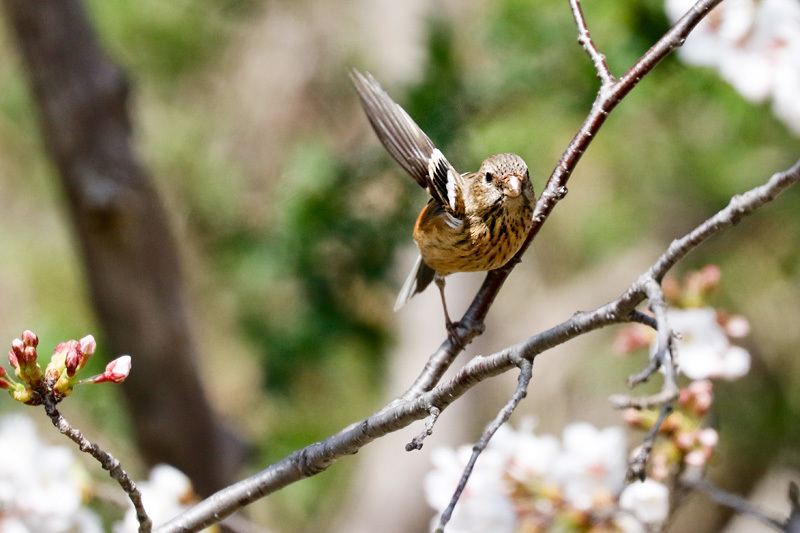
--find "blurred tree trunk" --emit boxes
[1,0,245,495]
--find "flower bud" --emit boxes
[22,347,37,366]
[697,428,719,449]
[78,335,96,357]
[10,335,43,385]
[698,265,721,292]
[614,324,655,354]
[682,380,714,416]
[65,344,82,377]
[21,330,38,348]
[622,408,646,427]
[8,340,24,369]
[86,356,132,384]
[7,350,18,370]
[724,315,750,338]
[674,429,697,451]
[684,449,707,468]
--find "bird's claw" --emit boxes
[446,320,465,349]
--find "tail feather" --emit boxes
[394,255,436,311]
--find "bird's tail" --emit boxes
[394,255,436,311]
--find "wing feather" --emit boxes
[350,69,464,215]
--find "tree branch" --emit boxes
[156,154,799,532]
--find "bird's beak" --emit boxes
[503,175,523,198]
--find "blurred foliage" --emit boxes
[1,0,799,530]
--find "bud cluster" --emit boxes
[2,330,131,405]
[624,380,719,480]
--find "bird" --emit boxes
[350,69,535,331]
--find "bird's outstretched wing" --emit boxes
[350,69,465,216]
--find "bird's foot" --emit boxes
[446,320,465,350]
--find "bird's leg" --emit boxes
[434,274,452,324]
[435,274,463,348]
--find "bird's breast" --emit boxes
[413,198,533,275]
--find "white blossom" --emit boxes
[425,421,660,531]
[552,423,628,509]
[656,308,751,380]
[619,479,670,526]
[666,0,800,133]
[492,418,560,483]
[0,415,102,533]
[114,464,210,533]
[424,445,516,533]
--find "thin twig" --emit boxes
[405,406,441,451]
[44,398,151,532]
[684,477,786,531]
[628,310,657,329]
[435,359,533,533]
[626,403,673,482]
[569,0,615,85]
[642,279,677,389]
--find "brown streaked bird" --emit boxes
[350,69,535,329]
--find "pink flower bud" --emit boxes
[650,452,670,481]
[614,324,654,354]
[699,265,721,291]
[623,408,645,427]
[9,339,24,369]
[65,344,82,377]
[8,349,19,370]
[674,430,697,451]
[50,341,71,369]
[0,378,10,389]
[9,337,43,385]
[79,335,96,357]
[21,347,37,366]
[21,330,38,348]
[90,356,131,384]
[688,380,713,395]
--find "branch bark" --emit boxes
[1,0,245,495]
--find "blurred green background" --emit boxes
[0,0,798,531]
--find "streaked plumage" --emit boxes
[351,69,535,325]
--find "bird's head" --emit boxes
[472,153,534,210]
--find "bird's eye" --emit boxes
[484,172,493,183]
